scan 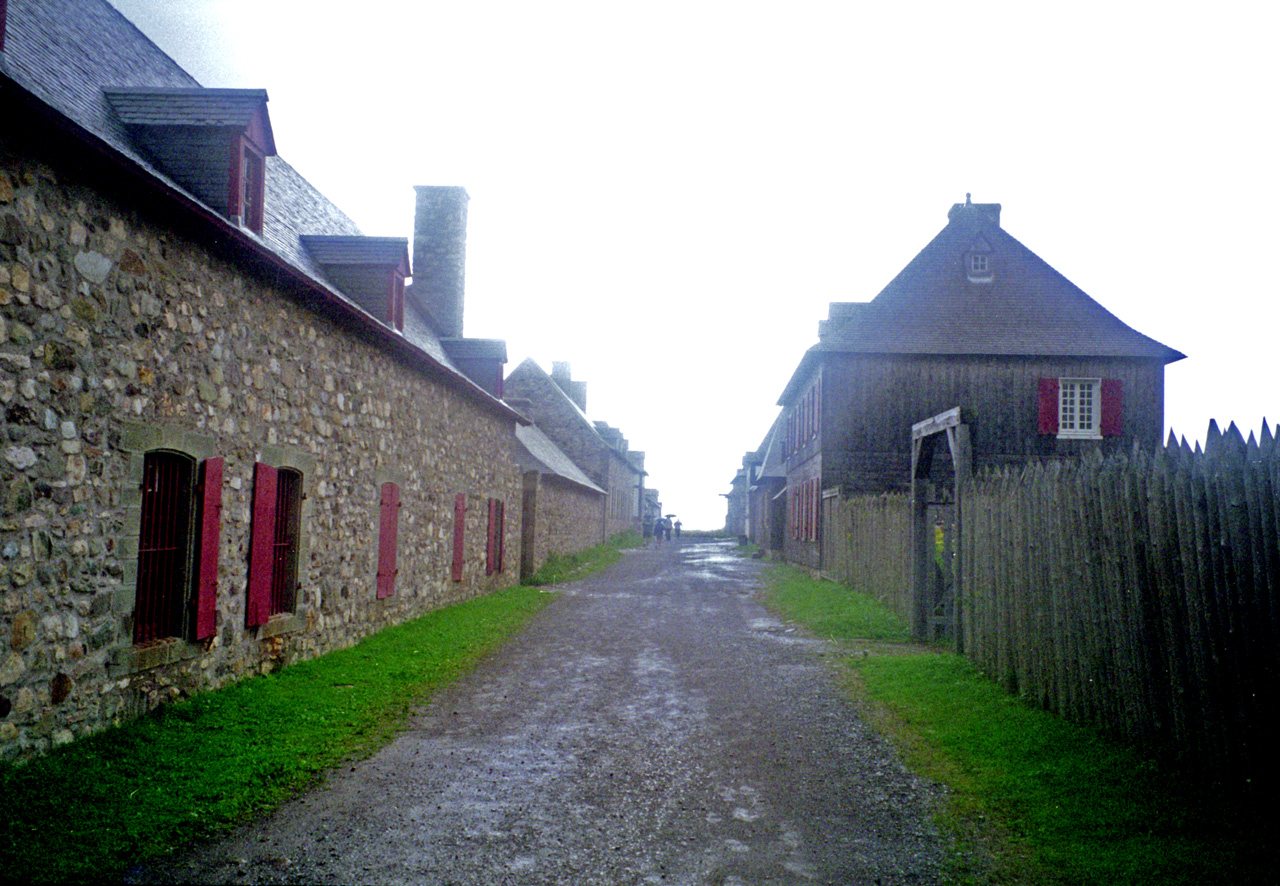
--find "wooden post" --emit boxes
[910,406,966,644]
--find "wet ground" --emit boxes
[141,539,949,885]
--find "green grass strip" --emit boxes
[760,565,1274,886]
[764,563,911,642]
[521,529,643,586]
[0,584,554,884]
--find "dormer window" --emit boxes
[966,236,994,283]
[300,236,411,332]
[234,139,267,233]
[104,87,276,234]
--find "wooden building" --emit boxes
[776,198,1184,568]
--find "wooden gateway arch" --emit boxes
[910,407,972,649]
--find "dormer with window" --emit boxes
[104,87,277,234]
[966,235,994,283]
[299,236,410,331]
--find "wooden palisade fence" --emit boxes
[830,420,1279,792]
[822,491,913,619]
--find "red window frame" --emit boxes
[134,452,223,644]
[388,272,406,331]
[247,463,302,626]
[229,135,266,234]
[1038,377,1123,438]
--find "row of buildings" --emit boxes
[727,196,1184,566]
[0,0,653,759]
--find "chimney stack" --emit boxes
[411,186,469,338]
[551,361,588,412]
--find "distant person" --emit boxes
[642,519,653,543]
[651,518,663,546]
[674,519,682,539]
[664,520,672,542]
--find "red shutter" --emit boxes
[247,462,277,626]
[1037,378,1059,434]
[485,498,497,576]
[194,457,223,640]
[452,493,466,582]
[376,482,400,599]
[1100,378,1123,437]
[495,500,505,573]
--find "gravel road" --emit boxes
[141,539,949,885]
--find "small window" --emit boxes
[389,273,406,331]
[271,468,303,614]
[1058,378,1100,438]
[967,252,993,281]
[247,462,303,625]
[134,451,196,644]
[134,452,223,644]
[236,142,266,234]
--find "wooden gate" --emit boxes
[910,407,971,648]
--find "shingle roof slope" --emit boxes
[104,87,269,128]
[819,202,1184,361]
[300,236,410,267]
[5,0,199,163]
[2,0,483,399]
[514,425,606,494]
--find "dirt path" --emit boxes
[143,540,948,885]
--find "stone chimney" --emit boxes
[410,186,469,338]
[947,193,1001,227]
[551,361,588,412]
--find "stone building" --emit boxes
[0,0,527,759]
[504,359,645,544]
[510,419,606,579]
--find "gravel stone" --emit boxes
[139,540,950,885]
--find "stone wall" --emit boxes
[520,472,604,578]
[600,449,641,540]
[0,137,523,760]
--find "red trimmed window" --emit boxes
[376,483,401,598]
[388,273,406,331]
[134,452,223,644]
[247,463,302,626]
[1038,377,1122,439]
[229,136,266,234]
[486,498,506,575]
[452,493,467,582]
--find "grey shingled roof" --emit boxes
[1,0,515,415]
[779,201,1184,403]
[824,203,1184,360]
[105,87,272,132]
[514,425,606,495]
[300,236,410,269]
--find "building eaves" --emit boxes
[104,87,275,152]
[1,0,523,425]
[299,235,410,270]
[514,425,606,495]
[820,211,1186,363]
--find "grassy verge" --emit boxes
[0,584,554,884]
[760,565,1274,886]
[521,529,643,586]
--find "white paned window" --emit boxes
[1059,378,1101,438]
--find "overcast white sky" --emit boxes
[108,0,1278,529]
